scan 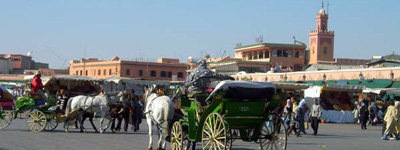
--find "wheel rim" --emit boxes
[202,113,227,150]
[45,113,58,131]
[226,129,233,150]
[259,118,287,150]
[0,112,12,130]
[171,121,183,150]
[26,111,47,132]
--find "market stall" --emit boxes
[304,84,365,123]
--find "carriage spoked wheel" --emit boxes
[171,121,187,150]
[259,117,287,150]
[225,129,233,150]
[0,111,13,130]
[202,112,227,150]
[26,111,47,132]
[44,113,58,131]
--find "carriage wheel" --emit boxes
[259,117,287,150]
[26,111,47,132]
[44,113,58,131]
[171,121,184,150]
[0,112,13,130]
[225,129,233,150]
[202,112,227,150]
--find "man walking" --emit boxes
[310,98,321,135]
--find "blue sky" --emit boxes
[0,0,399,68]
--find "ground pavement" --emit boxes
[0,118,399,150]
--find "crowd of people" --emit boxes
[280,96,322,137]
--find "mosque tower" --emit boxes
[309,3,335,64]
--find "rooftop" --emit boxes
[234,42,306,51]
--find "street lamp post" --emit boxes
[390,70,394,81]
[284,74,288,83]
[322,73,327,83]
[302,74,306,83]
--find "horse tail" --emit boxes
[65,97,74,115]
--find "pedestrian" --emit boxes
[309,98,322,135]
[289,105,303,137]
[369,102,378,126]
[353,101,360,124]
[299,98,308,134]
[283,99,292,134]
[359,101,369,130]
[382,101,400,140]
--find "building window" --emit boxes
[248,53,252,60]
[324,47,328,54]
[104,69,106,75]
[85,70,88,76]
[283,50,289,57]
[259,51,263,59]
[139,70,143,76]
[161,71,167,77]
[109,69,112,75]
[76,71,78,75]
[168,71,172,77]
[150,70,157,77]
[98,70,101,75]
[253,52,258,59]
[178,72,184,78]
[126,69,130,76]
[272,50,277,57]
[265,51,269,58]
[295,51,300,58]
[277,50,283,57]
[312,48,315,54]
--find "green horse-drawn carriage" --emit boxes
[171,81,287,150]
[0,92,68,132]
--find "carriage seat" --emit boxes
[205,81,276,102]
[0,98,14,110]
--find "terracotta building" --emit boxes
[0,54,49,74]
[233,42,307,72]
[69,57,187,81]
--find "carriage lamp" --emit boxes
[322,73,327,82]
[390,70,394,81]
[302,74,306,82]
[359,72,364,82]
[265,76,268,81]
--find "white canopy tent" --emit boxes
[304,84,365,123]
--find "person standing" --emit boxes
[359,102,369,130]
[309,98,322,135]
[382,101,400,140]
[369,102,378,126]
[283,99,293,134]
[299,98,308,134]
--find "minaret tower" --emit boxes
[309,2,335,64]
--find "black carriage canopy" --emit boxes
[205,81,276,102]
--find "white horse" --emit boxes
[64,93,112,133]
[144,85,174,150]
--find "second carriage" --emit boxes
[171,81,287,150]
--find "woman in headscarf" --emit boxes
[382,101,400,140]
[369,102,378,126]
